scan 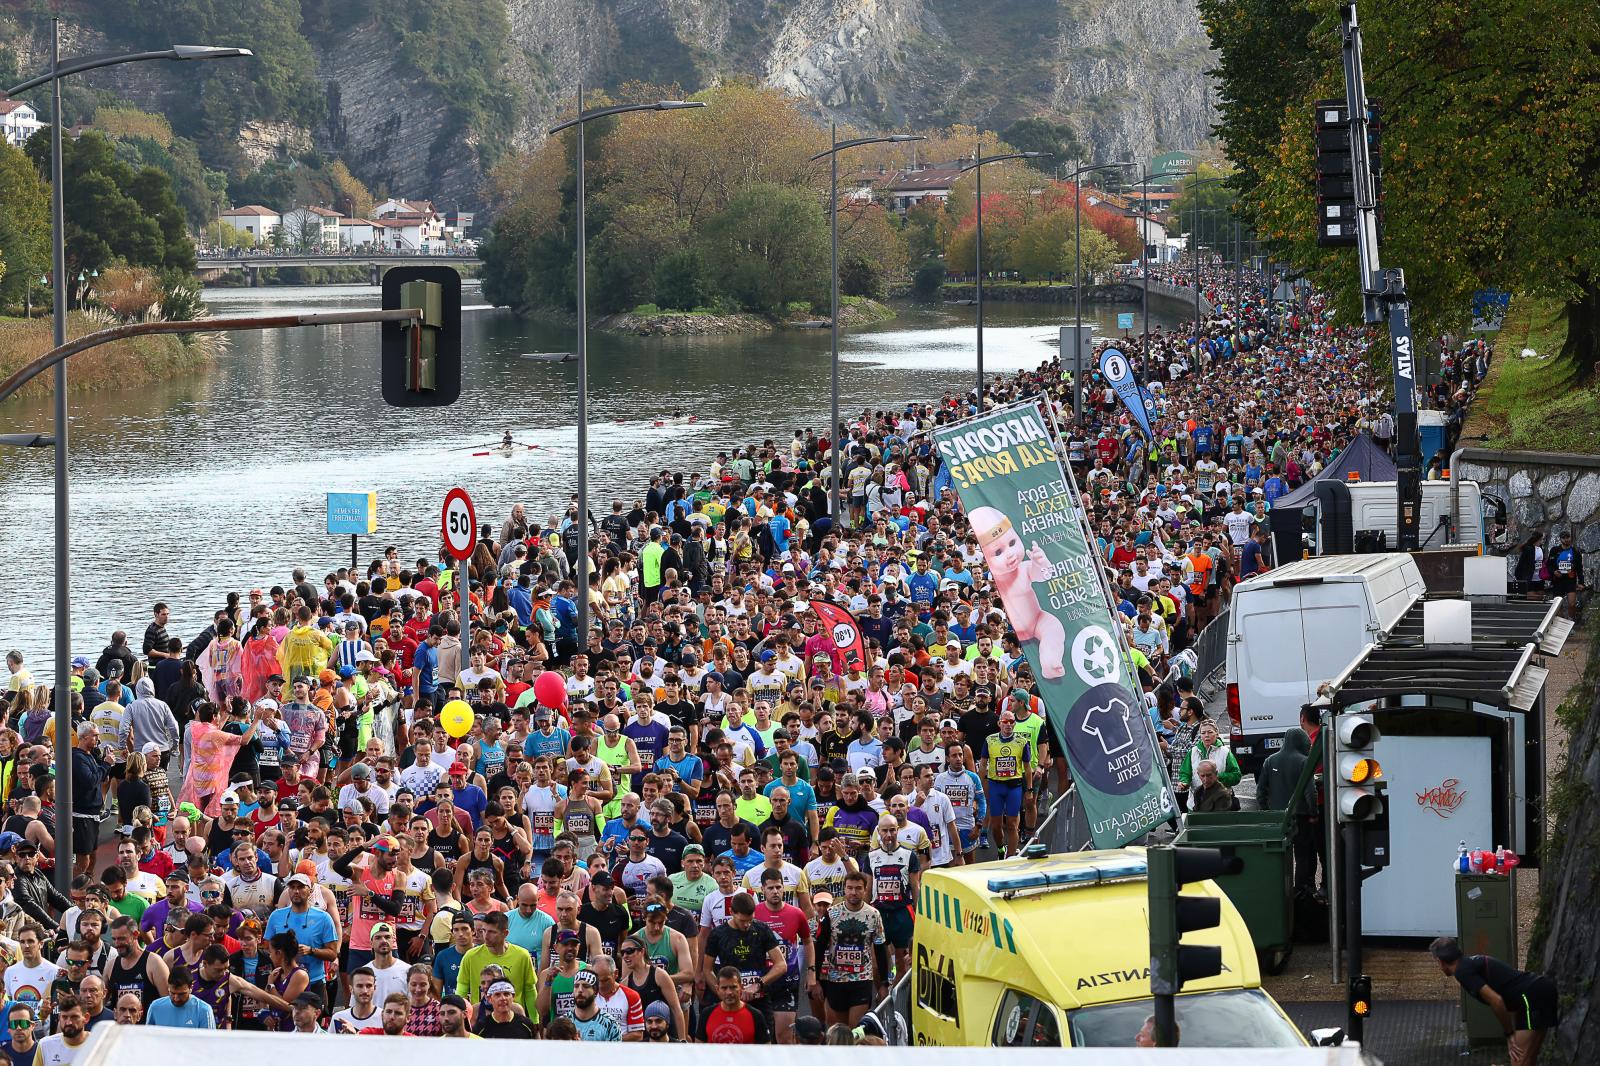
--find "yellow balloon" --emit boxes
[440,700,475,739]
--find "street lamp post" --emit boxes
[6,23,252,897]
[809,128,923,522]
[1181,177,1224,362]
[1067,159,1132,418]
[1136,166,1191,384]
[960,148,1051,404]
[550,88,705,640]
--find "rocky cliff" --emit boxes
[5,0,1216,210]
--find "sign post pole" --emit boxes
[441,487,477,670]
[327,492,377,572]
[351,534,358,572]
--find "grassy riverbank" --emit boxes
[0,313,221,403]
[1465,296,1600,454]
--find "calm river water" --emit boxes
[0,283,1179,679]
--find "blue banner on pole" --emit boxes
[1117,312,1135,331]
[1099,347,1154,439]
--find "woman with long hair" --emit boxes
[240,621,282,703]
[229,929,308,1032]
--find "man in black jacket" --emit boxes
[95,634,136,687]
[12,841,69,925]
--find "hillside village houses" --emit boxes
[214,197,465,252]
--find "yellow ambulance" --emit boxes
[907,848,1309,1048]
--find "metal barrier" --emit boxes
[866,973,913,1046]
[1188,605,1230,697]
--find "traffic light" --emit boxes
[1334,711,1384,822]
[1350,973,1372,1020]
[1312,99,1382,247]
[1148,845,1243,999]
[382,265,461,407]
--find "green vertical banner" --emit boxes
[933,401,1173,847]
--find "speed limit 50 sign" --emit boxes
[441,487,476,560]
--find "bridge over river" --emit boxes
[195,254,481,285]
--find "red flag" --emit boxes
[810,601,868,671]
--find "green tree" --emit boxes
[1001,117,1082,172]
[1202,0,1600,375]
[912,259,946,301]
[840,256,883,298]
[654,249,707,311]
[696,183,829,313]
[0,143,49,313]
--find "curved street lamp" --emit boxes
[2,22,252,896]
[1063,160,1132,420]
[1181,176,1227,353]
[960,149,1051,404]
[810,128,924,521]
[1134,166,1193,382]
[549,89,707,638]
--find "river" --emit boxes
[0,282,1180,679]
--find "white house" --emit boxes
[219,205,282,242]
[279,205,342,251]
[0,99,45,149]
[339,218,377,249]
[370,217,424,251]
[372,197,433,219]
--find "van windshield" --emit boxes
[1066,988,1304,1047]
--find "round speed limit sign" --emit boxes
[441,487,476,560]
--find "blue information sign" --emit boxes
[1117,312,1135,330]
[327,492,377,535]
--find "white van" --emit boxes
[1223,553,1425,770]
[1306,479,1487,554]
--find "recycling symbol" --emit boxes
[1071,625,1120,686]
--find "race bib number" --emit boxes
[876,875,902,903]
[532,812,555,836]
[929,824,941,850]
[995,755,1018,778]
[741,970,764,998]
[834,945,866,974]
[639,750,655,769]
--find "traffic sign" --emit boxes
[441,487,476,560]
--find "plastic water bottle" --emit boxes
[1455,841,1470,874]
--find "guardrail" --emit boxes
[1188,605,1230,697]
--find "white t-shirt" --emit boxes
[4,958,58,1013]
[1223,510,1256,546]
[914,791,958,868]
[370,957,411,1005]
[330,1003,380,1034]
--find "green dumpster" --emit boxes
[1175,809,1296,974]
[1455,871,1518,1042]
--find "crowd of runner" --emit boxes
[0,261,1502,1051]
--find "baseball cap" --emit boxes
[286,872,312,887]
[370,835,399,853]
[0,833,21,852]
[555,928,580,943]
[350,763,372,779]
[795,1016,825,1043]
[70,656,89,669]
[318,669,336,683]
[370,922,396,938]
[940,717,958,730]
[449,762,469,776]
[682,843,705,857]
[164,868,187,883]
[338,665,357,679]
[811,889,834,909]
[589,871,614,887]
[140,741,162,756]
[293,991,323,1010]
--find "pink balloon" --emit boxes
[534,670,568,709]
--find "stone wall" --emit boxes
[1454,447,1600,587]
